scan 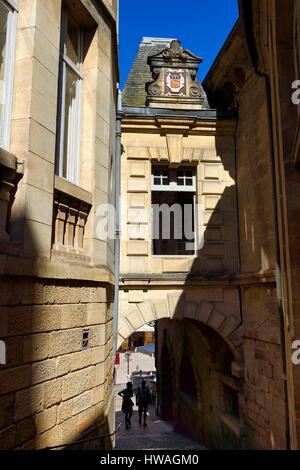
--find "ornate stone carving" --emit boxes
[148,83,161,96]
[146,39,207,109]
[190,85,201,98]
[53,188,91,256]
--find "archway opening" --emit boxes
[156,317,239,449]
[115,322,156,390]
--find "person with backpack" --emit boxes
[118,381,134,430]
[136,380,150,427]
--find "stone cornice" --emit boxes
[121,113,237,136]
[119,269,276,287]
[0,254,114,285]
[0,147,24,174]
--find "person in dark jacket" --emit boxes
[136,380,150,427]
[118,382,134,429]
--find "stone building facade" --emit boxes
[0,0,118,449]
[196,22,286,450]
[236,0,300,450]
[119,10,300,448]
[119,37,246,450]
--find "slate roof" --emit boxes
[123,37,174,107]
[123,37,210,108]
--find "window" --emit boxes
[56,8,83,185]
[152,167,196,190]
[152,166,196,256]
[153,167,169,186]
[0,0,17,150]
[82,328,90,349]
[177,169,194,186]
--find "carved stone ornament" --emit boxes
[0,148,23,243]
[146,39,205,109]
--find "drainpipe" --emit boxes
[113,87,122,361]
[238,0,292,449]
[112,0,122,362]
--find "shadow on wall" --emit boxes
[153,123,244,450]
[156,86,286,449]
[0,201,115,450]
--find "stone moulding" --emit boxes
[118,287,242,353]
[125,141,220,165]
[121,115,237,136]
[0,147,24,249]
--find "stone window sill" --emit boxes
[51,247,91,265]
[54,175,92,206]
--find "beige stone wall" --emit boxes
[119,22,290,449]
[236,74,276,273]
[119,113,245,448]
[9,0,61,258]
[241,284,286,449]
[201,23,288,449]
[8,0,116,269]
[118,284,241,350]
[269,0,300,447]
[0,278,114,449]
[235,70,285,449]
[120,119,238,276]
[0,0,117,449]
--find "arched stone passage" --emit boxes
[118,286,242,352]
[157,317,240,448]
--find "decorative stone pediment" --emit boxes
[146,40,207,110]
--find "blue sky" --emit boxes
[119,0,239,89]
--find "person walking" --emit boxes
[118,382,134,429]
[136,380,150,427]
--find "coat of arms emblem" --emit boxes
[166,70,185,93]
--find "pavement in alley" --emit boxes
[114,352,205,450]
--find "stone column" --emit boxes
[75,208,88,252]
[65,207,78,251]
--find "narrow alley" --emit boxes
[1,0,300,456]
[115,391,205,450]
[114,352,205,450]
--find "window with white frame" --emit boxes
[56,7,83,185]
[152,165,196,256]
[0,0,17,150]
